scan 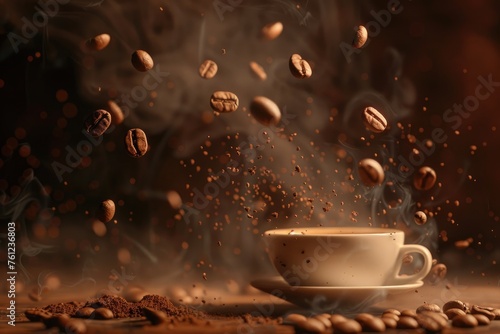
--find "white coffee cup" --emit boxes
[264,227,432,287]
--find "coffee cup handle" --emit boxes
[390,244,432,285]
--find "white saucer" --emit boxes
[251,276,423,313]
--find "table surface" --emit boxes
[1,276,499,334]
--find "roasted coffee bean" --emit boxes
[381,317,397,329]
[452,314,478,328]
[249,96,281,126]
[43,314,71,328]
[330,314,348,326]
[96,199,115,223]
[261,21,283,40]
[199,59,218,79]
[358,158,384,186]
[492,308,500,320]
[443,300,468,313]
[85,33,110,51]
[123,286,148,302]
[416,303,441,313]
[107,100,124,125]
[289,54,312,78]
[473,314,491,326]
[294,318,326,333]
[75,307,95,319]
[131,50,154,72]
[363,106,387,133]
[397,316,419,329]
[249,61,267,81]
[25,308,52,322]
[356,315,385,332]
[312,314,332,328]
[416,313,444,332]
[427,263,447,284]
[283,313,307,324]
[383,308,401,316]
[352,25,368,48]
[354,313,374,323]
[210,91,239,113]
[471,305,496,320]
[400,310,417,318]
[332,319,362,334]
[445,308,467,320]
[414,211,427,225]
[421,312,449,326]
[92,307,114,320]
[382,313,399,321]
[142,307,168,325]
[61,319,87,334]
[414,166,437,190]
[125,128,148,157]
[84,109,111,137]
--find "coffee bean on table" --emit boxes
[199,59,218,79]
[492,308,500,320]
[96,199,115,223]
[381,317,397,329]
[363,106,387,133]
[84,109,111,137]
[383,308,401,316]
[414,211,427,225]
[283,313,307,324]
[332,319,362,333]
[210,91,239,113]
[92,307,114,320]
[125,128,148,157]
[131,50,154,72]
[43,314,71,328]
[85,33,111,51]
[443,300,468,313]
[249,96,281,126]
[294,317,326,333]
[400,310,418,318]
[414,166,437,190]
[416,303,441,313]
[107,100,124,125]
[249,61,267,81]
[452,314,478,328]
[358,158,384,186]
[61,319,87,334]
[416,313,445,332]
[471,305,496,320]
[473,314,491,326]
[356,314,385,332]
[330,314,348,326]
[25,309,52,322]
[289,54,312,78]
[445,308,467,320]
[261,21,283,40]
[352,25,368,49]
[382,313,399,321]
[312,314,332,328]
[75,307,95,318]
[142,307,168,325]
[396,316,419,329]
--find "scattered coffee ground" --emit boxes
[42,294,206,319]
[42,301,85,316]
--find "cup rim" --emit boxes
[264,227,403,237]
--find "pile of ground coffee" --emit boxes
[41,294,206,319]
